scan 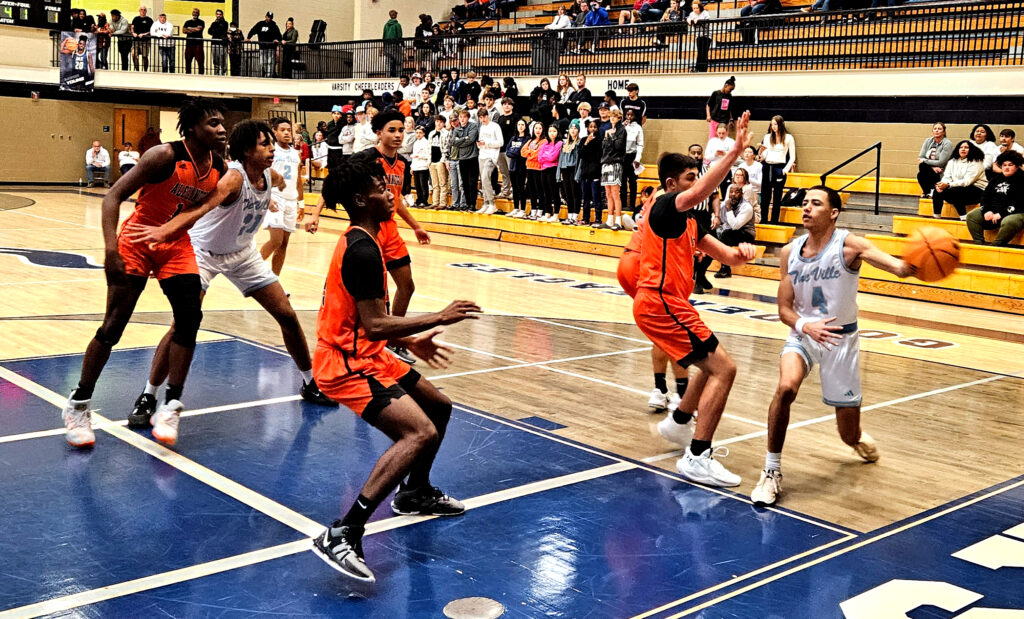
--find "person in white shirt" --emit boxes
[757,114,796,224]
[476,107,505,214]
[85,140,110,187]
[260,118,304,276]
[118,142,140,176]
[411,125,432,206]
[705,122,736,198]
[151,13,174,73]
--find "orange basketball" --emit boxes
[903,227,961,282]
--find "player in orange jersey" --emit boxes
[634,111,758,488]
[305,109,431,366]
[61,98,227,449]
[309,158,480,583]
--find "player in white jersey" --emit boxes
[751,186,914,507]
[124,120,335,431]
[260,117,305,276]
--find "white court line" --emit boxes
[642,374,1010,464]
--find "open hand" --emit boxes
[405,329,455,369]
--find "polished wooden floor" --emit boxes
[2,188,1023,534]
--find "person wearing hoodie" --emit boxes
[450,108,480,211]
[382,10,404,78]
[538,125,564,222]
[476,108,505,215]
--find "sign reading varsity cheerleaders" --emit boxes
[59,31,95,92]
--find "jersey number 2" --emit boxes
[811,286,829,315]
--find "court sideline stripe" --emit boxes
[0,462,634,619]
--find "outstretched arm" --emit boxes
[672,110,753,213]
[845,233,915,278]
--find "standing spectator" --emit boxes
[138,126,160,153]
[130,6,153,71]
[94,14,111,70]
[687,1,712,72]
[556,73,576,104]
[506,120,530,217]
[208,9,228,75]
[523,122,545,220]
[579,119,603,225]
[117,142,139,176]
[538,125,564,222]
[599,109,626,230]
[451,109,480,211]
[411,125,432,206]
[621,109,645,215]
[567,73,592,109]
[705,122,735,197]
[714,184,756,278]
[620,83,647,125]
[429,116,450,208]
[110,10,131,70]
[558,123,582,224]
[281,18,299,78]
[183,8,205,74]
[227,21,244,76]
[476,108,504,214]
[151,14,175,73]
[248,12,282,78]
[932,141,986,220]
[916,121,953,198]
[496,97,521,199]
[382,10,404,78]
[583,0,609,55]
[758,115,795,224]
[706,77,736,140]
[85,140,110,187]
[967,150,1024,245]
[414,15,435,72]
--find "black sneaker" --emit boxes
[301,380,338,407]
[387,345,417,365]
[391,485,466,517]
[311,523,375,582]
[127,393,157,429]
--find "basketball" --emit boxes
[903,227,961,282]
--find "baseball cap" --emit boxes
[331,105,343,113]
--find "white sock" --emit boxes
[300,369,314,383]
[144,382,160,396]
[765,452,782,472]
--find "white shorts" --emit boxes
[264,198,298,232]
[194,245,278,297]
[781,326,862,407]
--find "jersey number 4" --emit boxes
[811,286,829,315]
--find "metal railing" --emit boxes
[51,1,1024,79]
[820,141,882,214]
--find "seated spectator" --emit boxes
[85,140,110,187]
[917,121,953,198]
[582,0,609,55]
[714,184,755,278]
[967,150,1024,246]
[117,142,139,176]
[969,124,999,171]
[932,141,986,220]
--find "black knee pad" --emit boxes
[160,274,203,348]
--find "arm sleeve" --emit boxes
[341,238,386,301]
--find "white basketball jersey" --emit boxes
[190,161,272,254]
[787,229,859,332]
[271,145,301,202]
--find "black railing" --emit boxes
[51,1,1024,79]
[820,141,882,215]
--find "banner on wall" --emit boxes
[59,32,96,92]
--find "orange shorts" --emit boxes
[633,289,719,367]
[378,218,410,270]
[617,249,640,299]
[118,233,198,280]
[312,344,420,422]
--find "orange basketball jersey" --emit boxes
[126,141,226,230]
[636,191,706,302]
[317,226,389,361]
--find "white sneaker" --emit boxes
[151,399,184,446]
[751,469,782,506]
[657,414,694,447]
[676,447,742,487]
[62,394,95,448]
[648,388,668,411]
[484,204,497,215]
[667,392,681,413]
[853,431,880,462]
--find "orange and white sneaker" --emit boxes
[853,431,879,462]
[62,394,95,448]
[151,399,184,446]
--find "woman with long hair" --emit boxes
[506,119,530,217]
[757,115,796,224]
[598,108,627,230]
[558,123,583,224]
[522,121,546,220]
[579,119,603,225]
[932,140,987,220]
[538,125,564,222]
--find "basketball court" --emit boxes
[1,188,1023,617]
